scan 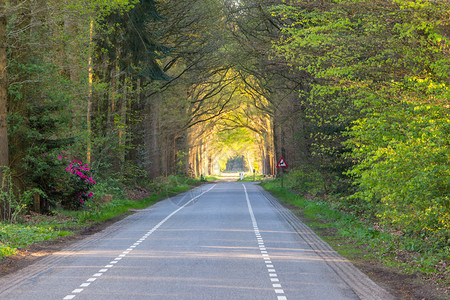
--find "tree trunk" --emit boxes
[161,134,168,176]
[144,92,161,179]
[151,97,161,178]
[0,0,9,179]
[118,75,127,172]
[195,146,200,177]
[119,76,127,148]
[87,19,94,164]
[246,152,253,173]
[109,64,116,130]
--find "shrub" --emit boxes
[62,160,96,209]
[90,177,125,201]
[284,167,325,195]
[346,103,449,247]
[0,168,31,222]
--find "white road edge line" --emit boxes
[62,184,216,300]
[243,184,286,299]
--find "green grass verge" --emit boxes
[0,176,201,260]
[261,179,449,282]
[205,175,221,181]
[62,189,186,224]
[238,174,264,182]
[0,223,72,259]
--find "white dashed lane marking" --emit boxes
[62,184,216,300]
[243,184,287,299]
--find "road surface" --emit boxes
[0,182,392,299]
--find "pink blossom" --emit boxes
[88,192,93,198]
[58,156,62,160]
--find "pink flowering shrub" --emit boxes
[29,150,96,210]
[64,160,96,208]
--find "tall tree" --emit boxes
[0,0,8,182]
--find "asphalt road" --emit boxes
[0,182,392,300]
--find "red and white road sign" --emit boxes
[277,157,288,168]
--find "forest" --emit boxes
[0,0,448,272]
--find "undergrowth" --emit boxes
[0,223,71,259]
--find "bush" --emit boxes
[119,160,148,187]
[346,103,449,247]
[90,177,125,201]
[62,160,96,209]
[21,149,70,211]
[284,167,325,195]
[0,168,33,222]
